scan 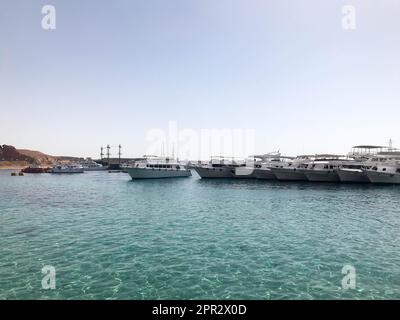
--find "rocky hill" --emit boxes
[17,149,57,166]
[0,145,66,169]
[0,145,35,163]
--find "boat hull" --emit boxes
[270,168,307,181]
[83,166,109,171]
[337,169,369,183]
[366,171,400,184]
[125,167,191,179]
[254,168,277,180]
[232,167,257,179]
[50,168,84,174]
[303,170,340,182]
[192,166,233,178]
[21,167,48,173]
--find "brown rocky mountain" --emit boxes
[0,145,35,163]
[0,145,80,169]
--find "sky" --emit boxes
[0,0,399,159]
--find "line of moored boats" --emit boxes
[20,158,108,174]
[122,145,400,184]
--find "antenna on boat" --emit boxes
[100,146,104,161]
[107,144,110,166]
[389,138,393,151]
[118,144,122,166]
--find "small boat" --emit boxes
[49,165,84,174]
[123,156,191,179]
[21,164,49,173]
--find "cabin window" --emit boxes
[382,168,386,171]
[397,168,400,173]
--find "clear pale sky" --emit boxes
[1,0,399,159]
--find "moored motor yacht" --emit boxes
[366,163,400,184]
[123,156,191,179]
[253,152,285,180]
[81,158,109,171]
[337,145,391,183]
[337,167,370,183]
[231,156,264,179]
[339,145,400,183]
[269,156,312,181]
[49,164,84,174]
[190,157,244,178]
[364,150,400,184]
[301,155,349,182]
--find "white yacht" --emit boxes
[269,156,312,181]
[231,156,262,179]
[337,165,370,183]
[49,164,84,174]
[365,151,400,184]
[190,157,244,178]
[123,156,191,179]
[366,163,400,184]
[253,152,285,180]
[301,155,349,182]
[337,145,389,183]
[81,158,108,171]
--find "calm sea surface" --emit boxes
[1,169,400,299]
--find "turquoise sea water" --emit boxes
[0,169,400,300]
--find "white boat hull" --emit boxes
[254,168,277,180]
[366,171,400,184]
[232,167,257,179]
[303,170,340,182]
[50,168,84,174]
[83,166,109,171]
[192,166,233,178]
[270,168,307,181]
[337,169,369,183]
[125,167,191,179]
